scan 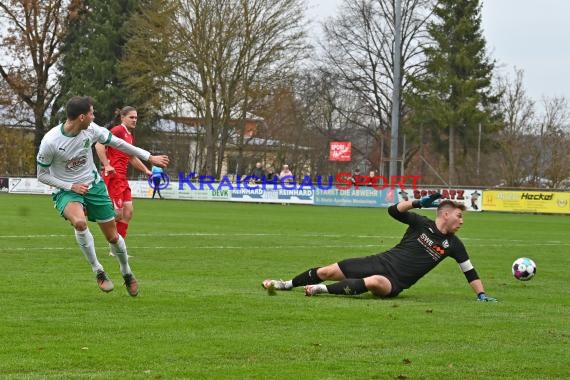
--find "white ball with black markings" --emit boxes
[512,257,536,281]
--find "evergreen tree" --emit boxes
[405,0,500,185]
[119,0,176,121]
[54,0,139,127]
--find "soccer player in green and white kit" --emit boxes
[36,96,169,296]
[263,194,498,302]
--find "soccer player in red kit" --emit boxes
[95,106,151,252]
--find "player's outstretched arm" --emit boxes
[148,154,169,168]
[105,134,152,162]
[469,279,497,302]
[394,193,442,213]
[129,156,152,176]
[396,200,415,212]
[411,192,442,209]
[98,125,169,168]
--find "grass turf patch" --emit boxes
[0,194,568,379]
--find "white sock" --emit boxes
[75,228,103,272]
[109,234,132,275]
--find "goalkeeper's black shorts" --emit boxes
[337,254,403,297]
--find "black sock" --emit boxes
[292,268,322,287]
[326,279,367,295]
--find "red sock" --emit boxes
[117,221,129,238]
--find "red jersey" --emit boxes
[106,124,134,176]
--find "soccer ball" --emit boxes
[512,257,536,281]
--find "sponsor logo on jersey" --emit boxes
[418,233,434,248]
[418,233,446,260]
[66,154,88,170]
[432,245,445,255]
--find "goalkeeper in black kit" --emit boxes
[262,193,497,302]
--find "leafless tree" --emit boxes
[537,96,570,188]
[295,71,361,175]
[319,0,434,172]
[494,68,535,187]
[122,0,308,177]
[0,0,81,155]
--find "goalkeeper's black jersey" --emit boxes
[380,204,470,289]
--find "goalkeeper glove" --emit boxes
[412,193,442,209]
[477,292,498,302]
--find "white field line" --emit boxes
[1,232,350,238]
[0,241,568,253]
[1,233,567,254]
[1,242,569,253]
[0,244,386,252]
[0,231,555,244]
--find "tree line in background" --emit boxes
[1,0,569,187]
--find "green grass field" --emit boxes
[0,194,568,379]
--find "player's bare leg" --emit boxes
[108,204,133,258]
[363,275,392,297]
[98,220,138,296]
[64,201,113,292]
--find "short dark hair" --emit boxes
[66,96,94,120]
[437,199,466,212]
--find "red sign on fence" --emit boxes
[329,141,351,161]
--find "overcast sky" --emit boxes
[306,0,570,113]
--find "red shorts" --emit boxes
[102,173,132,209]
